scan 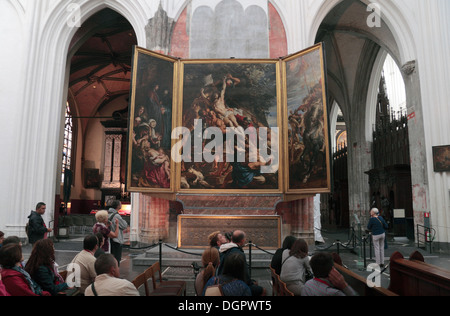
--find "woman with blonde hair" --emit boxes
[93,210,119,253]
[195,247,220,296]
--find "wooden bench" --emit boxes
[132,264,185,296]
[269,266,294,296]
[332,253,397,296]
[388,251,450,296]
[148,262,186,296]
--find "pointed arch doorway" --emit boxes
[315,0,418,235]
[57,9,137,220]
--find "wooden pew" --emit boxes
[389,251,450,296]
[332,253,398,296]
[269,266,294,296]
[269,267,280,296]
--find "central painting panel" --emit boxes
[177,60,282,192]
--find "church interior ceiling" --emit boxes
[68,9,137,131]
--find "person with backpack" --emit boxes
[106,200,128,266]
[27,202,52,246]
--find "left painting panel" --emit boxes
[126,47,178,193]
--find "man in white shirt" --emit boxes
[85,254,139,296]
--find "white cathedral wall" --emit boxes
[0,1,26,237]
[0,0,448,246]
[412,0,450,246]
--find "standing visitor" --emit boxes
[27,202,52,246]
[367,208,388,267]
[107,200,128,266]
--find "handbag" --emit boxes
[304,268,314,282]
[204,277,224,296]
[204,284,224,296]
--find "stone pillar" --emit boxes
[138,195,170,244]
[291,198,315,245]
[276,197,315,246]
[402,61,429,234]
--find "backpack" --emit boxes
[108,211,119,232]
[25,212,33,237]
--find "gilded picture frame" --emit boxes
[177,215,281,249]
[281,43,331,194]
[432,145,450,172]
[126,47,178,193]
[176,59,284,194]
[126,44,331,197]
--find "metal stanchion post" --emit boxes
[363,236,367,269]
[159,239,162,268]
[248,241,252,280]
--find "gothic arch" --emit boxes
[309,0,416,64]
[15,1,148,219]
[311,0,425,227]
[5,0,25,24]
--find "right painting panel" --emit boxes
[282,43,331,193]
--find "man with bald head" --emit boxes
[217,230,266,296]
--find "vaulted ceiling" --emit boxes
[315,0,399,122]
[68,9,137,131]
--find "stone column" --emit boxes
[138,195,170,244]
[402,61,429,234]
[291,198,315,245]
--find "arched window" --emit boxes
[382,54,406,119]
[61,102,73,183]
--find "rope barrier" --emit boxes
[245,243,275,256]
[127,227,376,274]
[162,243,202,256]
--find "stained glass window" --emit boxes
[62,102,73,183]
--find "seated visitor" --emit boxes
[25,239,69,296]
[301,252,357,296]
[195,247,220,296]
[70,234,98,294]
[203,252,251,296]
[271,235,296,275]
[0,243,50,296]
[280,238,313,296]
[85,254,139,296]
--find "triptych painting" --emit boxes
[126,44,330,197]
